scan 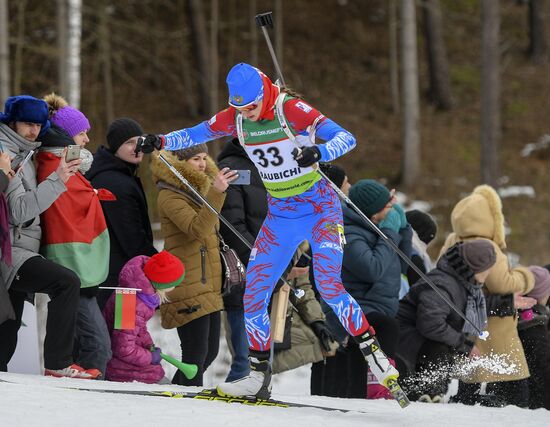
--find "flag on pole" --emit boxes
[114,289,136,330]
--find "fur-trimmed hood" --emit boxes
[150,150,219,196]
[448,185,506,250]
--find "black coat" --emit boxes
[396,247,476,371]
[85,146,157,305]
[216,139,268,309]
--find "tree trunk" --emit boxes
[481,0,501,186]
[209,0,220,159]
[187,0,210,115]
[400,0,421,189]
[179,0,198,118]
[249,0,258,65]
[389,0,400,115]
[528,0,547,64]
[0,0,10,104]
[422,0,453,110]
[13,0,27,94]
[274,0,283,82]
[66,0,82,108]
[57,0,68,96]
[99,2,114,123]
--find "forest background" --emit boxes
[2,0,550,264]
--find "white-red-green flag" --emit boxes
[114,289,136,330]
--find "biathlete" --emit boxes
[136,63,399,399]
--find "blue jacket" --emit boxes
[341,204,412,317]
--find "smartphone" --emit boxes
[65,145,81,162]
[229,169,251,185]
[13,150,35,176]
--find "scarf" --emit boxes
[0,193,11,265]
[258,74,280,121]
[39,146,94,174]
[462,280,488,336]
[138,292,161,309]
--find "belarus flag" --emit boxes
[114,289,136,330]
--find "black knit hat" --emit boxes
[349,179,391,218]
[319,163,346,189]
[458,239,496,274]
[107,117,144,154]
[405,210,437,244]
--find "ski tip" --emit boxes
[478,330,490,341]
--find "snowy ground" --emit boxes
[1,371,548,427]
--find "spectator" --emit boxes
[86,118,157,309]
[103,251,184,384]
[0,151,14,325]
[0,95,90,378]
[319,162,351,196]
[150,145,235,386]
[517,266,550,410]
[404,209,437,288]
[36,93,112,378]
[439,185,534,407]
[323,178,412,398]
[396,239,497,402]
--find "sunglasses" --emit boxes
[235,103,259,112]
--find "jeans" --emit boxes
[225,309,250,382]
[73,295,112,376]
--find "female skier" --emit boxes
[136,63,398,399]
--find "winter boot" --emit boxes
[44,364,95,379]
[217,350,272,400]
[354,330,400,390]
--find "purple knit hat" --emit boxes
[527,266,550,300]
[50,106,90,137]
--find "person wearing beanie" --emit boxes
[85,117,158,310]
[149,139,235,387]
[439,185,534,407]
[319,162,350,195]
[404,209,438,292]
[0,95,89,378]
[396,240,497,402]
[516,265,550,410]
[319,178,412,399]
[102,252,184,384]
[35,93,114,378]
[136,63,397,400]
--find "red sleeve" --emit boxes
[282,98,326,134]
[205,107,238,137]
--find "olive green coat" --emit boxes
[150,151,225,329]
[439,185,534,383]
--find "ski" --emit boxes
[385,378,411,409]
[0,378,364,413]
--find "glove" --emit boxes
[378,207,401,233]
[455,336,475,356]
[135,134,164,155]
[292,146,321,168]
[95,188,116,201]
[393,204,408,229]
[150,346,162,365]
[309,321,336,353]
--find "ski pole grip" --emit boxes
[255,12,273,28]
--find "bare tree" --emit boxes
[187,0,210,115]
[210,0,219,116]
[389,0,400,115]
[421,0,453,109]
[249,0,258,65]
[13,0,27,94]
[0,0,9,103]
[57,0,82,107]
[528,0,547,64]
[275,0,283,79]
[401,0,421,188]
[481,0,501,186]
[98,2,114,123]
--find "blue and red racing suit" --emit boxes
[162,94,370,351]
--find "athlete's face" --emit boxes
[236,100,263,122]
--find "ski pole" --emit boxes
[255,11,488,340]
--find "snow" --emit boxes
[1,371,548,427]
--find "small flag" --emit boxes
[114,289,136,330]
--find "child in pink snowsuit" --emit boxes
[103,251,185,383]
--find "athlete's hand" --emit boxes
[292,146,321,168]
[135,134,164,155]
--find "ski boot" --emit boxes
[217,350,272,400]
[354,329,410,408]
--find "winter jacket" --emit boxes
[103,255,164,383]
[36,126,109,295]
[216,139,268,309]
[341,204,413,317]
[439,185,534,382]
[150,151,225,329]
[0,123,66,288]
[396,247,481,373]
[85,146,157,290]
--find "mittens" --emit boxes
[378,208,401,233]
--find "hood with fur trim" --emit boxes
[149,150,219,195]
[449,185,506,250]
